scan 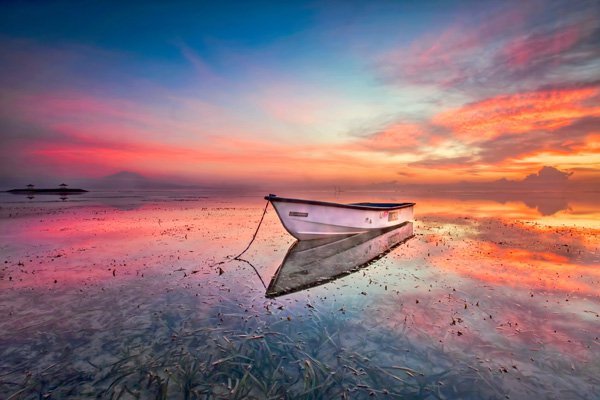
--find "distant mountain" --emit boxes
[92,171,188,189]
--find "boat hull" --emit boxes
[266,195,414,240]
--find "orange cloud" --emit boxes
[433,87,600,141]
[573,133,600,153]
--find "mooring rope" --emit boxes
[235,257,267,289]
[230,199,270,261]
[197,199,270,286]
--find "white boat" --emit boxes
[266,222,414,297]
[265,194,415,240]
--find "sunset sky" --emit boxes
[0,0,599,188]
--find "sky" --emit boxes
[0,0,599,189]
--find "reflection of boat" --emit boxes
[266,222,414,298]
[265,194,415,240]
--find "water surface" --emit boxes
[1,190,598,399]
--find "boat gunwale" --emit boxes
[264,194,415,211]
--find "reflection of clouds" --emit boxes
[521,196,569,216]
[359,201,600,380]
[365,226,599,380]
[370,284,598,369]
[1,201,287,289]
[472,219,594,257]
[433,241,599,295]
[416,196,599,228]
[417,215,600,296]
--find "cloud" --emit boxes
[376,0,600,95]
[340,90,596,182]
[475,120,599,165]
[370,84,600,172]
[355,0,600,180]
[499,23,580,69]
[351,122,428,153]
[341,81,600,179]
[409,156,474,168]
[432,85,600,141]
[522,166,572,184]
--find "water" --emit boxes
[1,190,598,399]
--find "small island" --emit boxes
[7,183,88,194]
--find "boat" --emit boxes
[265,194,415,240]
[266,222,414,297]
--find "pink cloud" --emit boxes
[378,5,529,88]
[377,2,599,93]
[501,24,581,68]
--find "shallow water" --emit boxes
[0,190,598,399]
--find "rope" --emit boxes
[195,200,270,288]
[231,199,270,261]
[235,257,267,289]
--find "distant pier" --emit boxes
[7,188,88,194]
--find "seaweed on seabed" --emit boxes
[1,299,551,399]
[1,362,95,400]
